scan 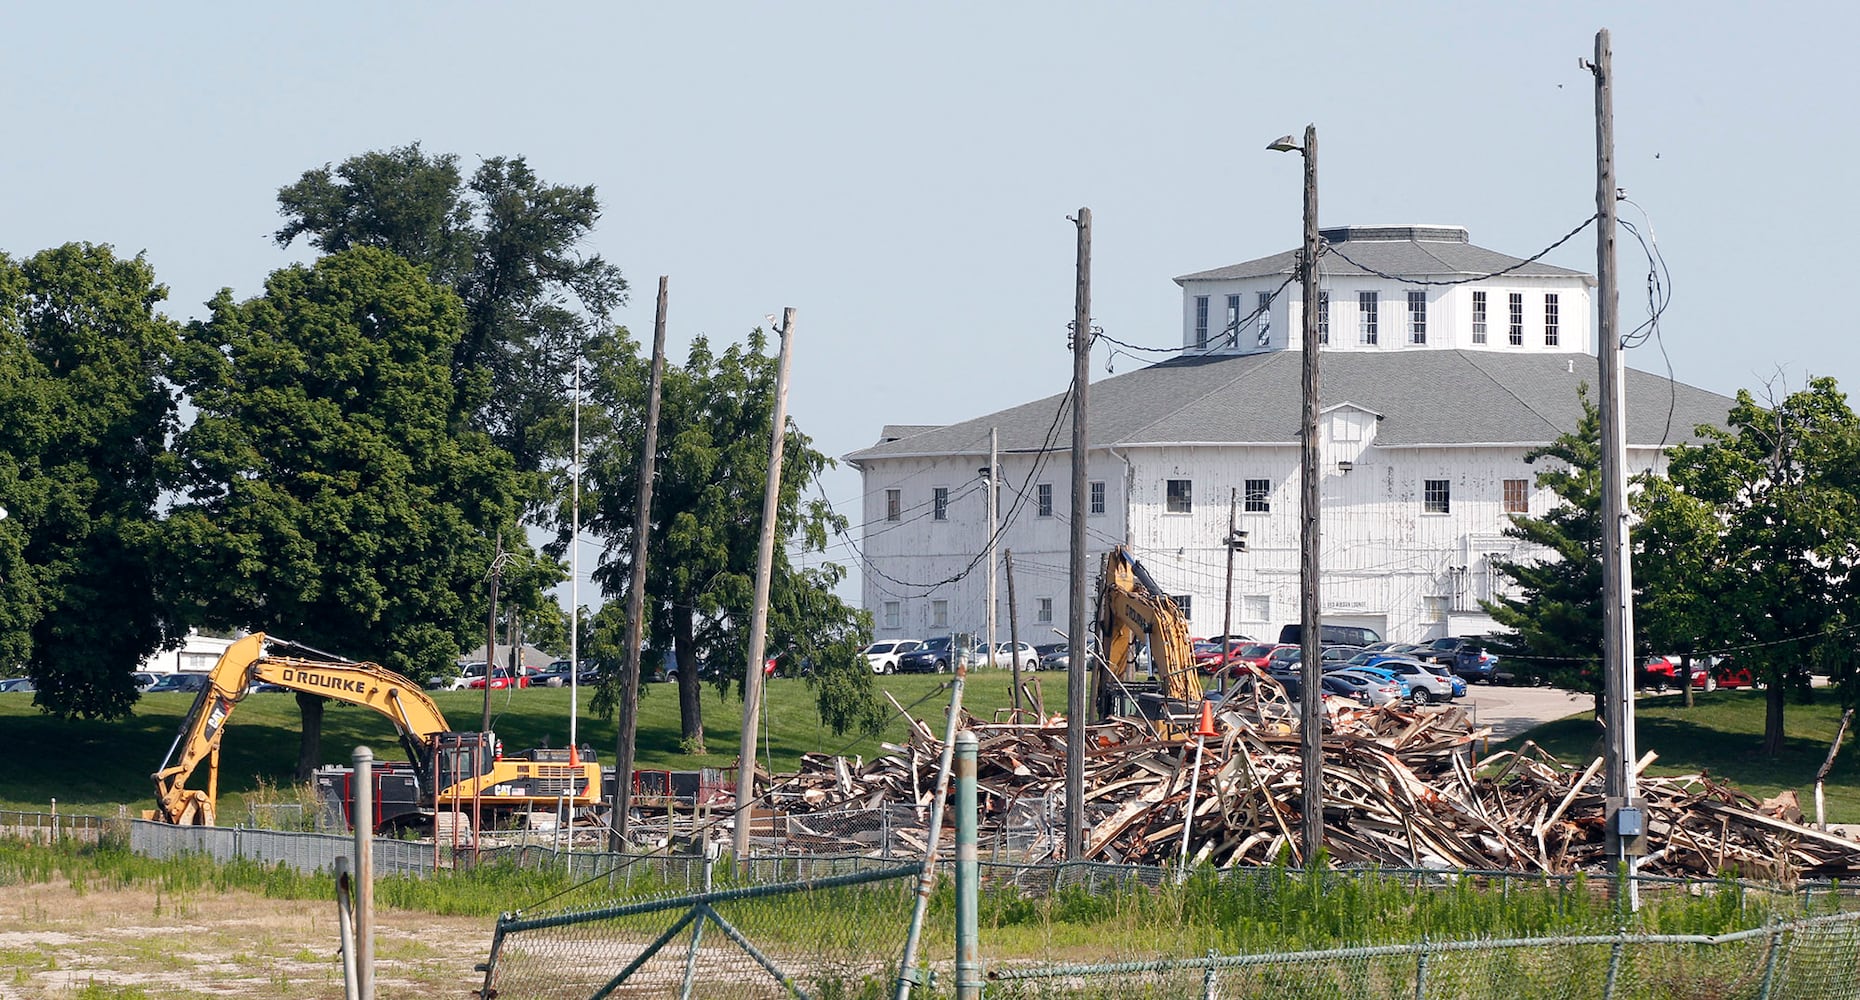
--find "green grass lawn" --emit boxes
[0,668,1046,816]
[1496,688,1860,822]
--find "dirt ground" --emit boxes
[0,880,491,1000]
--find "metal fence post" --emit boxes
[353,746,375,1000]
[1756,917,1785,1000]
[1603,927,1625,1000]
[955,731,981,1000]
[1414,934,1428,1000]
[1202,948,1219,1000]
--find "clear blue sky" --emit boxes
[6,3,1855,605]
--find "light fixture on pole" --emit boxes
[1269,124,1325,865]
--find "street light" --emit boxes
[1269,124,1324,864]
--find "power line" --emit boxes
[1321,215,1599,288]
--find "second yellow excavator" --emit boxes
[1091,545,1205,724]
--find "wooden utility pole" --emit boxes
[480,535,504,735]
[1590,29,1641,892]
[1221,488,1238,694]
[1065,208,1091,860]
[1289,124,1324,863]
[734,308,796,862]
[613,276,669,848]
[1005,549,1022,714]
[986,427,998,671]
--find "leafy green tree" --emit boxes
[1632,474,1724,707]
[1481,387,1609,705]
[0,244,182,718]
[1662,378,1860,754]
[166,247,523,777]
[274,145,627,486]
[576,328,877,755]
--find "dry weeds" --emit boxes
[0,879,489,1000]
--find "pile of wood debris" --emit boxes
[762,694,1860,880]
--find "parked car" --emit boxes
[1324,670,1405,706]
[468,667,531,690]
[1415,636,1477,666]
[532,660,578,687]
[1033,642,1069,670]
[1320,644,1365,664]
[1226,642,1279,671]
[1265,644,1303,669]
[131,672,160,692]
[0,677,35,693]
[1713,657,1756,689]
[1277,623,1383,648]
[1329,664,1411,695]
[1192,640,1244,673]
[146,672,208,694]
[898,635,978,674]
[862,639,921,675]
[987,641,1040,672]
[1369,657,1457,704]
[427,662,485,691]
[1449,643,1501,684]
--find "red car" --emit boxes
[1641,656,1716,691]
[468,667,531,690]
[1713,658,1756,689]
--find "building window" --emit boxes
[933,486,949,521]
[1503,478,1528,514]
[1256,291,1273,346]
[885,488,901,522]
[1544,293,1559,346]
[1423,595,1449,623]
[1089,480,1105,516]
[1242,595,1271,621]
[1172,595,1192,619]
[1359,291,1378,345]
[1424,479,1451,514]
[883,601,901,629]
[1472,290,1487,344]
[1408,291,1427,345]
[1166,479,1192,514]
[1194,295,1209,349]
[932,600,948,629]
[1508,293,1524,346]
[1244,478,1271,513]
[1226,294,1241,346]
[1036,482,1053,517]
[1037,598,1053,624]
[1316,290,1329,345]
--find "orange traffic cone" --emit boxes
[1193,699,1219,739]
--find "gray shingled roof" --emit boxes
[1174,225,1590,284]
[845,350,1733,462]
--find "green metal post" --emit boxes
[955,730,981,1000]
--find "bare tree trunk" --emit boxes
[295,692,326,782]
[1764,680,1786,756]
[674,604,704,754]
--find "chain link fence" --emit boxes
[481,863,925,1000]
[0,808,107,844]
[21,812,1860,997]
[986,911,1860,1000]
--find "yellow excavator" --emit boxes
[1092,545,1205,725]
[147,633,601,829]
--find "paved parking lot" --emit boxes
[1457,683,1592,741]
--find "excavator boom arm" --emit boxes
[1094,546,1203,713]
[150,633,450,825]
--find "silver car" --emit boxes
[861,639,919,675]
[1325,669,1404,707]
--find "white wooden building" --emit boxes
[845,226,1734,646]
